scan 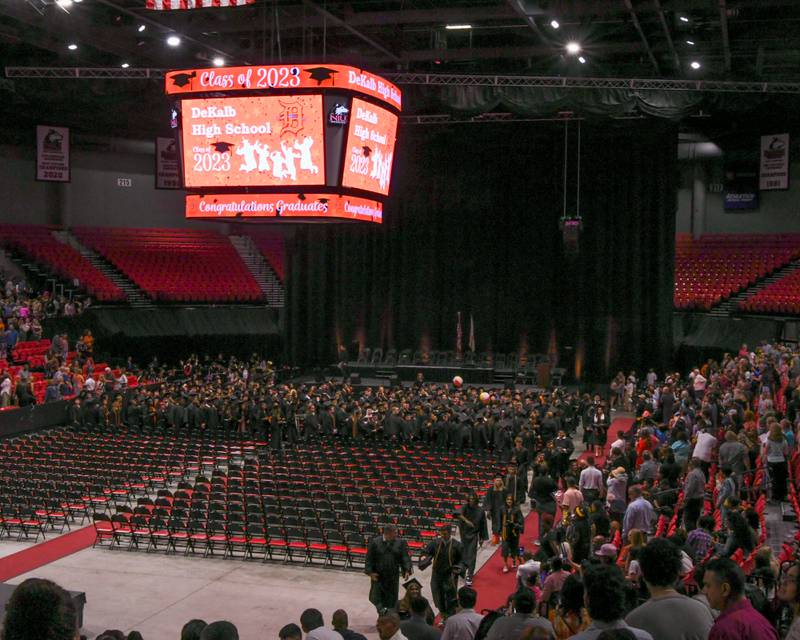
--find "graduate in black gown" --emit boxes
[418,524,463,619]
[483,476,506,545]
[457,490,488,585]
[365,524,413,614]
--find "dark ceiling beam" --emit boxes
[298,0,400,62]
[623,0,660,74]
[0,1,147,61]
[504,0,549,43]
[718,0,732,73]
[0,22,64,57]
[394,42,643,64]
[653,0,681,70]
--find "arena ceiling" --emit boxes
[2,0,800,140]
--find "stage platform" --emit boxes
[344,361,559,386]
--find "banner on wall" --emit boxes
[36,125,70,182]
[724,163,759,210]
[759,133,790,191]
[155,136,181,189]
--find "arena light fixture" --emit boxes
[690,60,701,69]
[445,24,472,30]
[578,56,586,64]
[56,0,73,8]
[166,35,181,47]
[550,19,560,29]
[679,15,690,22]
[67,43,78,51]
[565,41,581,55]
[138,25,146,32]
[121,62,130,69]
[212,56,225,67]
[686,39,695,45]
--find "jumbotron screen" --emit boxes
[166,63,402,223]
[181,95,325,188]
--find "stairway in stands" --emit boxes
[709,259,800,317]
[52,230,154,308]
[228,235,285,308]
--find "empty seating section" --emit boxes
[674,233,800,310]
[0,224,124,302]
[250,234,286,282]
[73,227,263,303]
[740,269,800,314]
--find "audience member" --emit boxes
[278,624,302,640]
[198,621,238,640]
[301,609,342,640]
[400,597,440,640]
[440,587,481,640]
[486,590,553,640]
[1,577,78,640]
[332,610,367,640]
[181,620,208,640]
[376,611,408,640]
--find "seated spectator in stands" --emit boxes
[625,537,713,640]
[15,377,35,406]
[569,564,653,640]
[540,557,570,610]
[550,573,589,639]
[777,561,800,639]
[400,596,439,640]
[198,621,238,640]
[376,611,406,640]
[487,589,553,640]
[715,510,756,559]
[441,587,482,640]
[278,624,302,640]
[1,577,79,640]
[594,543,618,565]
[181,619,207,640]
[517,551,542,589]
[686,515,715,562]
[332,610,368,640]
[301,609,342,640]
[671,430,692,467]
[703,558,778,640]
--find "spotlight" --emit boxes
[121,62,130,68]
[212,56,225,67]
[166,35,181,47]
[690,60,701,69]
[550,19,560,29]
[56,0,73,8]
[67,43,78,51]
[686,39,695,45]
[578,56,586,64]
[565,41,581,55]
[445,24,472,30]
[679,15,690,22]
[138,24,146,32]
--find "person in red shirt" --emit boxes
[703,558,778,640]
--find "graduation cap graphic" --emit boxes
[317,197,329,204]
[170,71,197,88]
[212,141,235,153]
[362,145,372,157]
[305,66,337,85]
[297,193,306,201]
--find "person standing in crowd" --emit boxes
[560,477,584,517]
[686,515,715,563]
[579,457,604,505]
[718,430,750,493]
[681,458,707,532]
[505,463,527,505]
[777,561,800,639]
[440,587,482,640]
[551,573,590,639]
[487,590,554,640]
[622,485,655,538]
[483,476,506,545]
[400,596,440,640]
[703,558,778,640]
[530,464,558,540]
[625,538,713,640]
[606,467,629,525]
[569,564,653,640]
[332,610,367,640]
[366,524,413,614]
[500,494,524,573]
[457,491,488,586]
[693,426,717,479]
[764,421,790,503]
[419,524,463,619]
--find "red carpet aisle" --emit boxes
[578,416,636,467]
[0,526,95,582]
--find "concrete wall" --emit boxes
[678,158,800,236]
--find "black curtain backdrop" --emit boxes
[287,118,677,382]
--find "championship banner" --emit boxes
[146,0,254,9]
[155,137,181,189]
[36,125,70,182]
[760,133,790,191]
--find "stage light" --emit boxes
[679,15,690,22]
[690,60,701,69]
[138,25,146,32]
[56,0,73,8]
[445,24,472,30]
[121,62,130,68]
[166,35,181,47]
[67,43,78,51]
[686,39,695,45]
[565,41,581,55]
[550,19,560,29]
[212,56,225,67]
[578,56,586,64]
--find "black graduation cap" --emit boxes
[305,66,338,84]
[317,197,329,204]
[170,71,197,88]
[212,141,234,153]
[362,145,372,157]
[402,577,423,590]
[297,193,306,201]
